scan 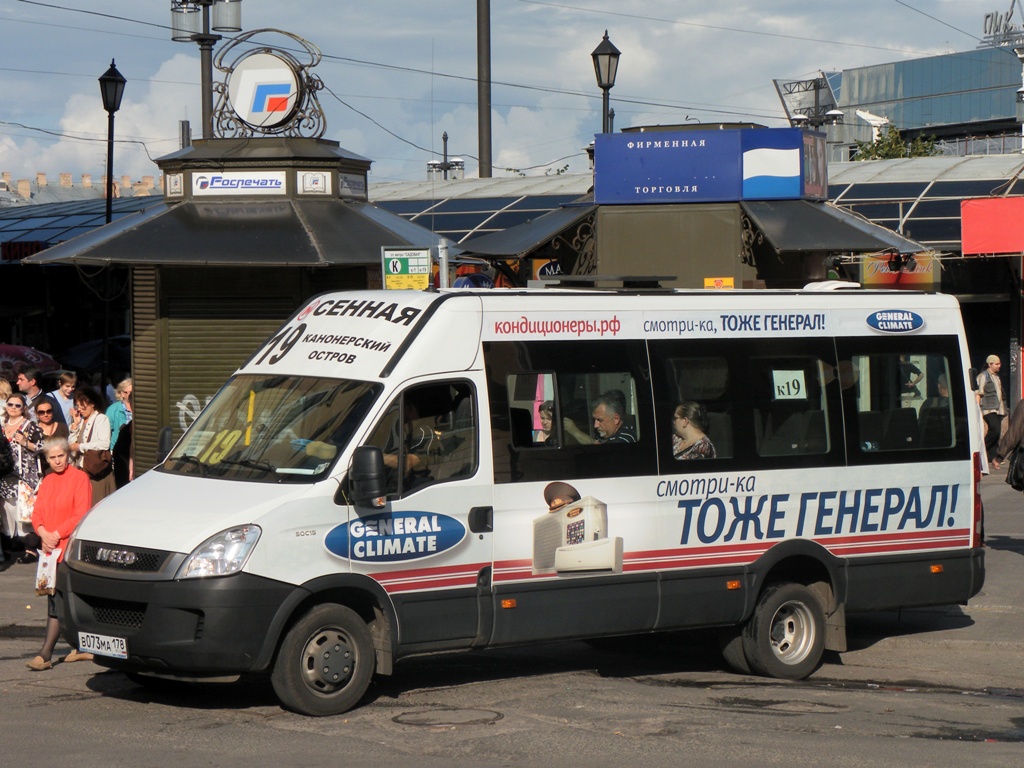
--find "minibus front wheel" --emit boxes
[271,603,376,716]
[741,582,825,680]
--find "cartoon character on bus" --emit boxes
[532,481,623,575]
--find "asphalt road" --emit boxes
[1,473,1021,767]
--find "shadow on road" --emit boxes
[985,533,1024,557]
[85,632,730,714]
[82,611,984,716]
[843,604,974,652]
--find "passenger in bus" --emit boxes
[563,390,636,445]
[899,354,924,398]
[920,374,949,411]
[380,402,433,490]
[536,400,558,445]
[671,401,716,460]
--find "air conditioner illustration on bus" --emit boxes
[532,482,624,575]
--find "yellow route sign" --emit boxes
[382,247,432,290]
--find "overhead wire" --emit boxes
[9,0,1006,176]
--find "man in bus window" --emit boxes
[564,389,636,445]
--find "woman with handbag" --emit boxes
[68,387,115,504]
[1,393,43,563]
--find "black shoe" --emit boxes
[17,552,38,565]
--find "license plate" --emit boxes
[77,632,128,660]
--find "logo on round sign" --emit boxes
[296,299,319,321]
[866,310,924,334]
[227,51,301,130]
[325,511,466,563]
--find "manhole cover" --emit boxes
[393,708,503,727]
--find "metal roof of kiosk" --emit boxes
[740,199,924,254]
[25,137,457,267]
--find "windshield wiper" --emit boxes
[172,454,208,477]
[216,457,275,474]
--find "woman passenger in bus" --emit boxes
[537,400,558,446]
[672,402,716,460]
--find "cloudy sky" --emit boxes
[0,0,1004,185]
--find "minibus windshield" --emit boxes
[162,375,382,482]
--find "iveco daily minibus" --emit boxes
[56,283,985,715]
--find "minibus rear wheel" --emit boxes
[271,603,375,716]
[741,582,825,680]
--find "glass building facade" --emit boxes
[839,47,1021,135]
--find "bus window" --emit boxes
[753,355,831,458]
[505,372,558,449]
[835,335,968,464]
[485,339,655,483]
[362,380,478,497]
[651,338,841,471]
[504,371,640,448]
[849,353,955,453]
[664,356,731,460]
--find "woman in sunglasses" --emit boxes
[34,399,69,472]
[1,393,44,563]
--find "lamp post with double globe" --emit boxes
[170,1,243,139]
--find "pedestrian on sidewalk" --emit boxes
[992,398,1024,471]
[977,355,1007,462]
[25,437,93,671]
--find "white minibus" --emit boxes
[57,284,985,716]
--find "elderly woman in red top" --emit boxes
[26,436,93,671]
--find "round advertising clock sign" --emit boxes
[227,51,302,130]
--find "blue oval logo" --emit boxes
[866,310,924,334]
[324,511,466,563]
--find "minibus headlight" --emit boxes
[176,525,261,579]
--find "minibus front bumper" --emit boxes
[55,563,298,675]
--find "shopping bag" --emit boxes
[35,547,61,596]
[16,480,35,524]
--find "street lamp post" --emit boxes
[99,60,126,226]
[591,31,620,134]
[98,59,126,392]
[170,1,242,139]
[426,132,465,180]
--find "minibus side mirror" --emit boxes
[968,368,979,391]
[348,446,386,505]
[156,426,174,463]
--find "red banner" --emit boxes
[961,197,1024,255]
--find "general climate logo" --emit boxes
[867,310,924,333]
[325,511,466,563]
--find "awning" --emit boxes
[741,199,925,254]
[24,198,458,267]
[459,203,597,258]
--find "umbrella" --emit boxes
[57,335,131,375]
[0,344,62,382]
